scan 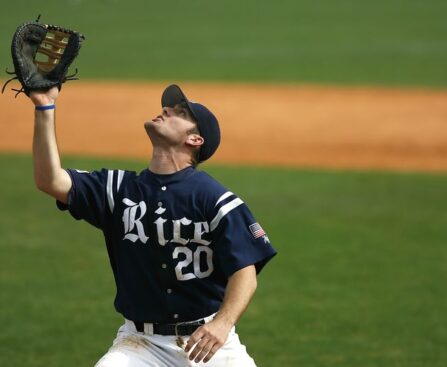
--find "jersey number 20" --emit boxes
[173,246,213,281]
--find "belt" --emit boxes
[133,319,206,336]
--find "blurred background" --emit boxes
[1,1,447,366]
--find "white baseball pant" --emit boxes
[94,318,257,367]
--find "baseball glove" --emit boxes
[2,17,85,97]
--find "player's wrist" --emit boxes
[31,95,56,107]
[29,86,59,107]
[34,102,56,113]
[35,104,56,111]
[213,312,236,328]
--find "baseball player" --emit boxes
[29,84,276,366]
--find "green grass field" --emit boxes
[0,0,447,86]
[1,154,446,366]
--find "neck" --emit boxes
[149,147,192,174]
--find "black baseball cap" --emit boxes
[161,84,221,163]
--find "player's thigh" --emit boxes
[94,332,166,367]
[94,349,148,367]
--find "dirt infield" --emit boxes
[1,82,446,171]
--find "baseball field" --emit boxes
[1,1,447,366]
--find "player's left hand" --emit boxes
[185,318,233,363]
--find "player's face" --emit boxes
[144,104,199,146]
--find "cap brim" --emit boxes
[161,84,198,122]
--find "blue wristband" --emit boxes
[35,104,55,111]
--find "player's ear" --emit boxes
[186,134,204,147]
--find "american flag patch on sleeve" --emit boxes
[249,223,266,239]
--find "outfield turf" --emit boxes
[0,0,446,86]
[1,154,446,366]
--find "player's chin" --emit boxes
[144,120,158,131]
[144,121,164,139]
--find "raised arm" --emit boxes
[30,87,72,204]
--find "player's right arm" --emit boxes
[30,87,72,204]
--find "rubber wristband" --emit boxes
[35,104,55,111]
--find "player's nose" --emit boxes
[162,107,172,117]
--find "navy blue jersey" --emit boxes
[57,166,276,323]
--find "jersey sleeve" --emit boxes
[210,191,277,277]
[56,168,126,229]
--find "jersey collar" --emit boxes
[143,166,196,185]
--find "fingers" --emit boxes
[191,339,214,363]
[184,328,203,353]
[203,344,221,364]
[185,325,226,363]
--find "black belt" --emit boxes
[133,319,205,336]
